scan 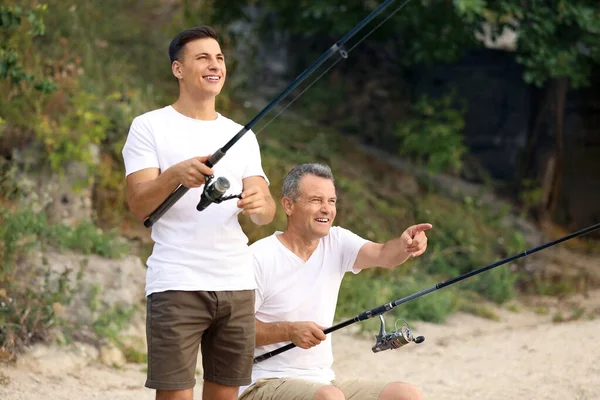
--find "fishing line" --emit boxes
[255,0,414,136]
[144,0,413,226]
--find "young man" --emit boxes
[122,26,276,400]
[239,163,429,400]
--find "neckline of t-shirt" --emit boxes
[273,231,322,264]
[166,105,223,123]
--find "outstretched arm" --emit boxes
[353,223,433,271]
[255,319,327,349]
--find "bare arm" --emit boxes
[126,155,213,221]
[238,176,276,226]
[255,319,326,349]
[353,223,433,271]
[127,168,178,221]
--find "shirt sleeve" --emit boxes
[334,227,369,275]
[242,131,270,185]
[121,116,160,177]
[252,253,266,312]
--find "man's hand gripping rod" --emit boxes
[143,0,403,228]
[254,222,600,363]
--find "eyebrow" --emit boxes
[194,52,225,58]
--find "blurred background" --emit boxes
[1,0,599,373]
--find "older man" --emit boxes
[239,163,430,400]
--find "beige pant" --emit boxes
[239,378,388,400]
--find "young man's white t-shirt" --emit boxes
[239,226,369,396]
[122,105,269,296]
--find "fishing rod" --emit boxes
[144,0,409,228]
[254,221,600,363]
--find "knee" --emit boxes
[378,382,423,400]
[313,385,345,400]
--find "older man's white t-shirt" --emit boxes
[240,227,368,396]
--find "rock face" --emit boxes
[16,342,99,376]
[11,145,99,226]
[23,249,148,367]
[32,251,147,326]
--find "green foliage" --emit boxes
[1,0,166,225]
[0,3,57,92]
[0,370,9,386]
[87,284,145,363]
[51,222,128,259]
[0,264,82,361]
[518,1,600,88]
[243,0,481,66]
[91,304,136,342]
[459,300,500,321]
[453,0,487,22]
[518,178,543,217]
[396,92,468,174]
[466,0,600,88]
[334,190,525,324]
[0,215,83,361]
[0,204,128,359]
[338,273,459,328]
[0,207,128,263]
[122,344,147,364]
[36,91,111,172]
[414,193,525,302]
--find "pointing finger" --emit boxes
[410,223,433,236]
[414,223,433,232]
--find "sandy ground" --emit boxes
[1,293,599,400]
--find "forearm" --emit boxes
[379,237,412,268]
[127,168,181,221]
[249,194,276,226]
[255,319,291,346]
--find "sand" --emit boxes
[1,294,599,400]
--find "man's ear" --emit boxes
[172,61,183,80]
[281,197,293,216]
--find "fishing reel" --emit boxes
[196,175,241,211]
[372,315,424,353]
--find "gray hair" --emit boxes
[282,163,335,201]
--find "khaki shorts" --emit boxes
[239,378,388,400]
[145,290,255,390]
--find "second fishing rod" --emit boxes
[253,221,600,363]
[143,0,405,228]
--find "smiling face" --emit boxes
[172,37,226,98]
[284,174,337,240]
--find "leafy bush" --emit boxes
[0,3,57,92]
[396,92,468,174]
[0,205,129,360]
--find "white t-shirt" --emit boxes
[239,227,369,396]
[122,105,269,296]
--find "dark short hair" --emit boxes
[169,25,219,64]
[282,163,335,201]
